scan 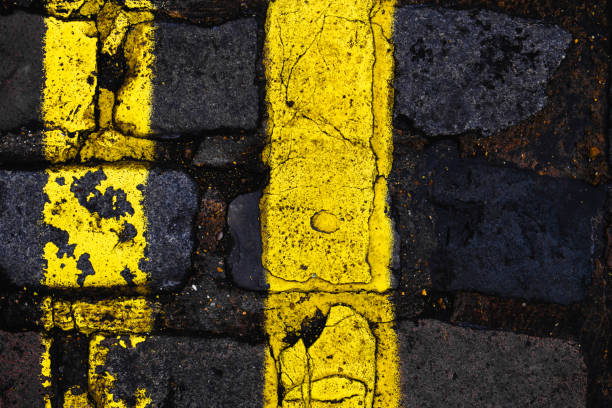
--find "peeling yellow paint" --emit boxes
[54,299,76,331]
[41,297,157,334]
[89,334,150,408]
[114,21,156,137]
[81,131,157,162]
[261,0,395,292]
[64,386,94,408]
[40,335,53,406]
[72,298,156,334]
[42,17,97,162]
[264,292,399,408]
[42,164,149,289]
[95,1,156,161]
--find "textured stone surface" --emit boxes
[193,135,257,167]
[150,19,259,135]
[227,191,267,290]
[162,253,265,339]
[92,335,265,407]
[0,130,45,163]
[393,6,571,136]
[427,153,604,303]
[0,331,49,408]
[0,168,197,290]
[0,11,44,131]
[141,168,198,289]
[398,319,587,407]
[0,170,48,287]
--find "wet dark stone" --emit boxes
[0,331,50,408]
[398,319,586,407]
[414,143,605,304]
[95,335,264,407]
[227,191,267,291]
[150,18,259,135]
[0,11,44,132]
[393,6,571,136]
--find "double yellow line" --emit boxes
[38,0,400,405]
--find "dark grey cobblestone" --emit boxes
[0,331,50,408]
[147,18,259,136]
[398,319,587,408]
[394,6,571,136]
[0,11,44,132]
[93,335,264,407]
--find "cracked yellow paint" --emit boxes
[264,293,399,408]
[262,0,395,292]
[95,1,157,160]
[114,21,156,137]
[89,334,150,408]
[42,164,149,289]
[42,17,97,162]
[263,0,398,406]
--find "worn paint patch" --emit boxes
[264,292,399,408]
[42,17,97,162]
[81,131,156,162]
[63,386,94,408]
[40,335,53,407]
[42,164,149,288]
[114,21,156,137]
[261,0,395,292]
[89,334,150,408]
[95,2,156,161]
[41,297,157,334]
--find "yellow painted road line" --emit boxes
[42,17,97,162]
[263,0,398,407]
[262,0,395,293]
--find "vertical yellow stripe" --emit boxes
[263,0,398,407]
[42,17,98,162]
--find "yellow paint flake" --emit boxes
[262,0,395,292]
[41,164,149,288]
[40,297,156,334]
[264,292,399,408]
[43,17,97,162]
[89,334,150,408]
